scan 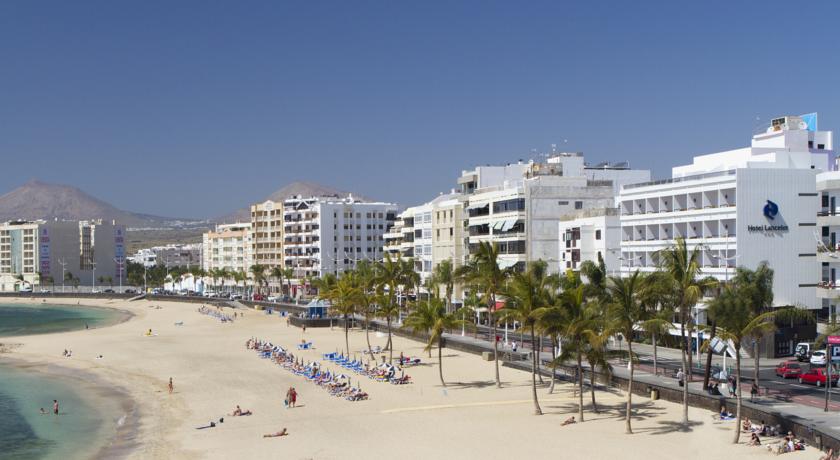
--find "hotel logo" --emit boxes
[763,200,778,220]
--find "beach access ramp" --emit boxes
[128,293,146,301]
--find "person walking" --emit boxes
[289,387,298,408]
[168,377,174,394]
[53,399,59,415]
[750,382,759,402]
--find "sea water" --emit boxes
[0,304,130,459]
[0,303,126,337]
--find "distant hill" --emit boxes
[0,180,202,228]
[215,181,372,223]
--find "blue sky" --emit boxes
[1,1,839,218]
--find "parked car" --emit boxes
[104,289,115,293]
[39,289,52,293]
[795,342,814,362]
[811,350,828,366]
[267,296,278,302]
[798,368,838,387]
[124,289,136,294]
[775,361,802,378]
[204,291,217,298]
[230,294,243,300]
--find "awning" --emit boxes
[497,259,518,269]
[501,219,519,232]
[467,203,489,211]
[491,220,505,230]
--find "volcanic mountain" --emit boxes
[0,180,194,228]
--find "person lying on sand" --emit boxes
[819,448,834,460]
[263,428,288,438]
[229,405,253,416]
[561,416,576,426]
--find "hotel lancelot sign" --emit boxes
[747,200,789,233]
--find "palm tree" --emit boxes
[433,260,456,312]
[607,271,645,434]
[354,260,378,355]
[282,267,294,297]
[403,298,468,386]
[456,242,510,388]
[327,273,363,355]
[250,265,266,297]
[548,284,598,422]
[656,237,717,424]
[64,271,74,291]
[500,260,557,415]
[581,319,612,414]
[270,266,284,295]
[376,254,406,362]
[731,262,774,388]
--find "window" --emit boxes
[824,195,830,208]
[575,201,583,210]
[595,230,602,240]
[558,200,569,205]
[824,227,830,237]
[436,229,440,238]
[449,228,453,237]
[809,141,814,148]
[819,144,826,150]
[492,198,525,213]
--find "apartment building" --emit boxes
[460,154,648,273]
[283,195,397,288]
[250,200,284,268]
[558,208,621,273]
[0,219,126,291]
[202,223,252,274]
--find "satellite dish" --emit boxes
[798,121,808,130]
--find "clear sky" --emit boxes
[2,1,839,218]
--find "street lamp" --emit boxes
[91,261,97,293]
[58,259,67,293]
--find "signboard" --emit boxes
[828,336,840,345]
[39,227,50,275]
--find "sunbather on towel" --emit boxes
[263,428,288,438]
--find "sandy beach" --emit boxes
[0,297,823,459]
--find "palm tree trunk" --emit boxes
[680,317,689,425]
[549,336,557,394]
[703,321,717,390]
[344,315,350,355]
[652,332,658,376]
[386,317,393,362]
[491,296,500,388]
[589,363,599,413]
[537,335,544,384]
[365,315,373,355]
[733,345,742,444]
[530,325,542,415]
[687,320,693,382]
[626,339,634,434]
[577,350,584,422]
[438,338,446,387]
[753,339,760,390]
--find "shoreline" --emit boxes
[0,356,141,460]
[0,297,822,459]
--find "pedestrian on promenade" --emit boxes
[53,399,59,415]
[750,382,759,402]
[168,377,174,394]
[676,368,684,387]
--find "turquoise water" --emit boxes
[0,304,130,459]
[0,303,125,337]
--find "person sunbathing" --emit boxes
[263,428,288,438]
[819,448,834,460]
[230,405,253,416]
[561,416,576,426]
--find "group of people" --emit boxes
[740,417,809,454]
[197,305,236,323]
[246,338,369,402]
[322,351,412,385]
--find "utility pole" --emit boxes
[58,259,67,293]
[91,261,97,293]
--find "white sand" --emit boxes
[0,297,821,459]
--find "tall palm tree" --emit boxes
[434,259,456,312]
[270,266,284,295]
[250,265,266,296]
[548,284,599,422]
[656,237,716,424]
[500,260,557,415]
[581,317,612,414]
[327,273,363,355]
[456,242,510,388]
[354,260,378,355]
[282,267,295,297]
[707,290,799,444]
[376,254,405,361]
[403,298,468,386]
[607,271,645,434]
[732,262,774,387]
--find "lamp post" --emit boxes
[58,259,67,293]
[113,257,123,293]
[91,261,97,293]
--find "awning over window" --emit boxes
[497,258,518,269]
[500,219,520,232]
[467,203,489,211]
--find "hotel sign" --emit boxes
[748,200,788,233]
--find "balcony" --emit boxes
[817,212,840,227]
[817,285,840,299]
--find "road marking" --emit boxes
[791,384,811,389]
[381,398,569,414]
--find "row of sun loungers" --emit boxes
[197,306,235,323]
[321,352,412,385]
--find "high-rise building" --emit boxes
[459,154,649,273]
[283,195,397,294]
[202,223,252,274]
[250,200,284,268]
[0,219,126,291]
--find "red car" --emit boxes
[798,368,839,387]
[775,361,802,378]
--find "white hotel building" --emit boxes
[283,195,398,286]
[618,115,833,324]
